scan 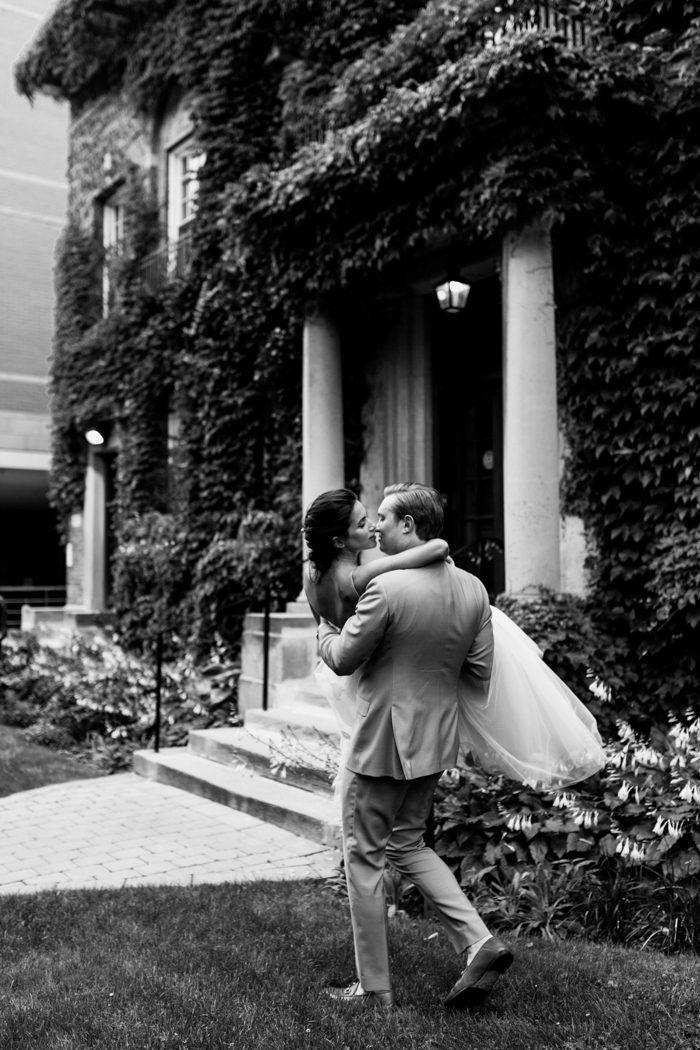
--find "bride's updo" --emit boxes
[303,488,357,577]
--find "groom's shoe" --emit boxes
[444,936,513,1010]
[326,980,395,1011]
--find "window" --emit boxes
[167,140,205,244]
[180,151,205,225]
[101,198,124,316]
[166,410,186,509]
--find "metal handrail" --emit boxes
[0,586,67,629]
[138,230,194,293]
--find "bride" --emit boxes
[303,488,605,790]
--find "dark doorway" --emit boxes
[432,274,505,596]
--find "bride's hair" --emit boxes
[303,488,357,577]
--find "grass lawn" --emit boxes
[0,881,697,1050]
[0,724,106,798]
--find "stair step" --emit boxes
[188,726,338,798]
[133,747,340,848]
[245,700,339,738]
[270,674,330,711]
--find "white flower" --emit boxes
[573,808,599,829]
[666,820,684,840]
[634,746,660,767]
[553,792,576,809]
[506,812,532,832]
[679,781,700,804]
[653,817,667,836]
[439,768,461,789]
[617,722,636,743]
[588,677,611,703]
[617,782,631,801]
[616,837,645,863]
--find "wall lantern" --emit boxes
[435,277,471,314]
[84,428,106,446]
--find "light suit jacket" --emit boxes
[317,561,493,779]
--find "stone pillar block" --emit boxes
[238,608,319,714]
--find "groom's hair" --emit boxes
[383,483,444,540]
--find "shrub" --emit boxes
[0,631,239,771]
[434,716,700,951]
[111,511,195,655]
[192,496,302,654]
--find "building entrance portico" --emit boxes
[241,223,581,710]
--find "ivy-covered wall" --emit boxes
[16,0,699,724]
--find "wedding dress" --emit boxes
[315,606,605,790]
[457,607,605,789]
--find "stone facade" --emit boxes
[59,91,193,614]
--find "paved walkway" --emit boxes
[0,774,339,895]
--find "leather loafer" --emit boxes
[326,980,395,1011]
[444,936,513,1009]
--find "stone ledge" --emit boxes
[20,605,115,632]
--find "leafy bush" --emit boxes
[111,512,194,654]
[434,716,700,951]
[0,631,239,771]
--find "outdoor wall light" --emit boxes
[435,277,471,314]
[84,428,106,446]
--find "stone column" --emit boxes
[239,310,346,711]
[502,224,561,592]
[302,309,345,514]
[82,450,107,611]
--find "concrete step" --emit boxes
[244,700,339,738]
[269,674,329,711]
[188,726,338,798]
[133,747,340,848]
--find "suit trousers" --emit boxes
[341,769,490,992]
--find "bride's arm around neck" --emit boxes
[351,538,449,597]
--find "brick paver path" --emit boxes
[0,774,339,895]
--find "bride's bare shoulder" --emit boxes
[329,561,358,601]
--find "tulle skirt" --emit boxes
[458,607,605,789]
[313,660,356,795]
[315,607,606,790]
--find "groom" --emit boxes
[317,482,513,1010]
